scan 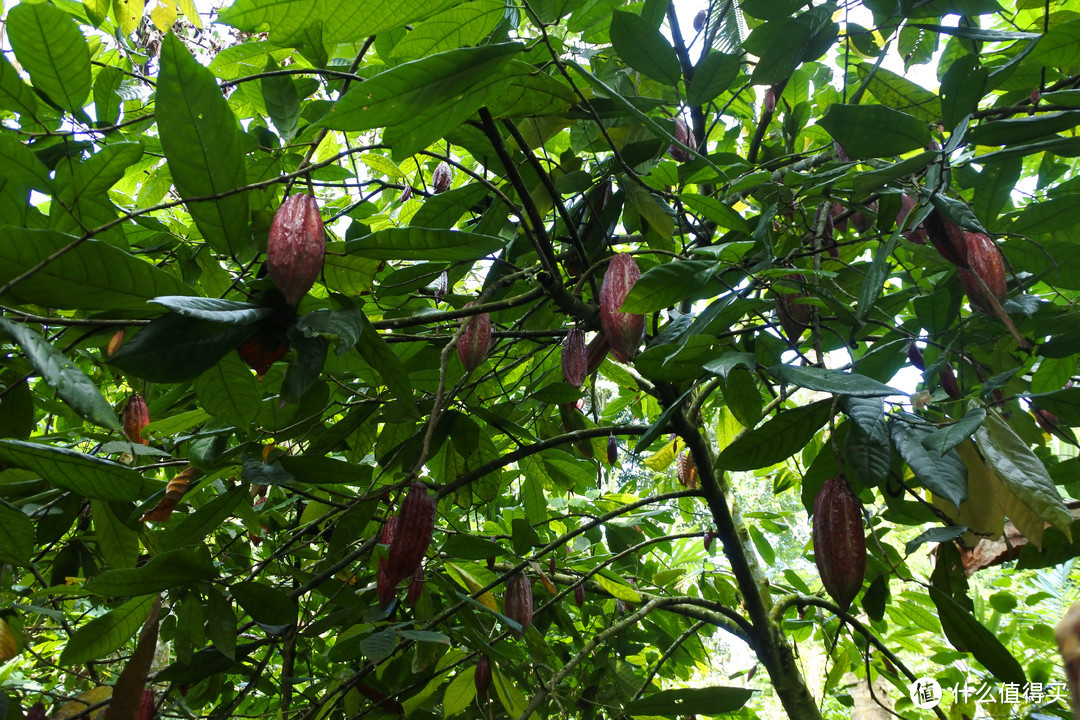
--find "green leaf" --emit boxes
[767,365,901,397]
[7,3,92,115]
[231,581,298,626]
[157,33,250,255]
[818,104,931,159]
[193,353,262,428]
[609,11,681,86]
[940,56,987,129]
[970,112,1080,147]
[921,407,986,456]
[856,63,941,124]
[109,313,255,383]
[715,400,832,471]
[441,667,477,716]
[0,131,52,191]
[929,587,1026,685]
[85,547,217,595]
[165,487,247,549]
[261,59,301,142]
[623,686,753,716]
[0,228,194,311]
[59,595,155,666]
[1010,195,1080,236]
[681,193,749,232]
[1027,18,1080,69]
[345,228,505,261]
[0,319,121,432]
[723,366,762,428]
[972,157,1022,226]
[388,0,506,61]
[91,500,139,570]
[150,297,271,324]
[0,54,40,119]
[0,439,143,501]
[487,64,577,118]
[0,502,33,566]
[703,352,756,380]
[890,422,968,508]
[621,260,722,313]
[204,587,237,661]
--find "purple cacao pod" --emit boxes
[504,573,534,637]
[812,477,865,611]
[668,117,692,162]
[693,9,706,31]
[432,162,452,194]
[386,483,435,588]
[562,328,587,387]
[600,254,645,362]
[458,305,491,373]
[585,333,611,374]
[137,688,155,720]
[475,655,492,697]
[267,193,325,306]
[573,583,585,607]
[124,394,150,445]
[606,435,617,465]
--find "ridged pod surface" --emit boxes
[137,689,155,720]
[458,305,491,373]
[377,516,399,608]
[504,573,534,637]
[124,395,150,445]
[432,162,452,194]
[267,194,325,306]
[562,328,587,387]
[668,117,692,162]
[924,208,968,266]
[812,477,866,610]
[573,584,585,607]
[475,656,492,696]
[387,484,435,589]
[957,232,1007,316]
[774,274,812,341]
[600,254,645,362]
[677,451,698,489]
[585,333,611,374]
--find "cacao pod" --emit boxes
[137,689,155,720]
[267,194,325,306]
[562,328,587,388]
[124,395,150,445]
[833,141,850,162]
[406,564,424,607]
[668,117,692,162]
[475,655,492,697]
[677,451,698,489]
[812,477,866,610]
[763,87,776,114]
[693,9,706,31]
[851,200,878,233]
[400,185,413,203]
[606,435,618,465]
[0,616,15,662]
[27,702,45,720]
[573,583,585,607]
[386,483,435,589]
[237,332,289,378]
[924,208,968,266]
[432,162,452,194]
[896,195,928,244]
[957,232,1007,316]
[830,202,848,233]
[703,529,714,551]
[600,254,645,362]
[811,205,838,259]
[559,403,593,458]
[774,274,812,341]
[458,305,492,373]
[504,573,534,637]
[1033,405,1060,435]
[376,515,398,608]
[585,333,611,374]
[940,364,961,400]
[906,343,925,370]
[106,329,125,358]
[433,270,448,302]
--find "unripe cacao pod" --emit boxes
[600,254,645,362]
[940,364,961,400]
[585,333,611,374]
[677,451,698,489]
[124,394,150,445]
[668,117,692,162]
[606,435,617,465]
[475,655,492,697]
[693,9,706,31]
[812,477,866,611]
[137,688,155,720]
[432,162,452,194]
[573,583,585,607]
[774,274,812,341]
[562,328,587,388]
[458,305,491,373]
[957,232,1007,316]
[267,194,325,306]
[237,332,289,378]
[387,483,435,588]
[504,573,534,637]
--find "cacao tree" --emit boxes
[0,0,1079,719]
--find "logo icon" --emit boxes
[910,677,942,709]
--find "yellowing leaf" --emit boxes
[443,562,497,612]
[149,0,177,31]
[596,573,641,602]
[644,437,682,471]
[51,685,112,720]
[0,617,17,661]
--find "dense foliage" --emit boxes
[0,0,1079,718]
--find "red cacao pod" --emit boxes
[693,9,706,31]
[668,117,692,162]
[606,435,617,465]
[237,333,288,378]
[458,305,491,373]
[703,529,714,551]
[957,232,1007,316]
[585,333,611,374]
[677,451,698,489]
[562,328,587,387]
[812,477,866,611]
[600,254,645,362]
[940,364,961,400]
[267,194,325,306]
[774,274,812,341]
[475,655,492,697]
[504,573,534,637]
[137,688,155,720]
[124,394,150,445]
[924,208,968,266]
[386,483,435,588]
[432,162,452,194]
[406,564,424,607]
[573,583,585,607]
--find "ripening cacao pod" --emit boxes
[896,195,928,244]
[237,332,289,378]
[812,477,866,611]
[606,435,617,465]
[106,329,125,358]
[693,9,706,31]
[924,208,968,266]
[124,394,150,445]
[677,451,698,489]
[458,305,491,373]
[957,232,1007,316]
[940,364,961,400]
[585,333,611,374]
[432,162,452,194]
[906,343,925,370]
[600,254,645,362]
[504,573,534,637]
[386,483,435,589]
[668,117,692,162]
[406,564,424,607]
[137,689,155,720]
[573,583,585,607]
[267,194,325,306]
[774,274,812,341]
[475,656,492,697]
[562,328,587,388]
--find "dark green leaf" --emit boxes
[767,365,901,397]
[0,502,33,566]
[150,297,270,324]
[818,104,931,159]
[609,11,681,85]
[346,228,505,261]
[890,422,968,508]
[59,595,155,666]
[715,400,833,471]
[687,52,741,106]
[165,487,247,549]
[109,313,254,383]
[0,439,143,501]
[7,3,91,115]
[929,587,1026,685]
[231,581,298,626]
[85,547,217,595]
[623,686,753,716]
